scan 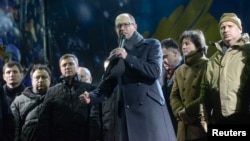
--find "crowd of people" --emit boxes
[1,12,250,141]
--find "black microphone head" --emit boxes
[118,33,126,48]
[119,32,126,39]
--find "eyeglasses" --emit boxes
[115,22,134,29]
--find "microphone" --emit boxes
[118,33,126,48]
[108,33,126,60]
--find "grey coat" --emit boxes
[90,38,176,141]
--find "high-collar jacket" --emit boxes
[201,33,250,123]
[170,51,208,141]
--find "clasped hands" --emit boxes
[79,91,91,104]
[178,108,195,124]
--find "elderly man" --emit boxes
[77,67,92,83]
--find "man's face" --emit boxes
[32,69,51,94]
[220,21,242,46]
[3,65,23,88]
[162,48,177,70]
[59,57,78,78]
[115,14,137,40]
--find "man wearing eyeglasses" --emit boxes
[80,13,176,141]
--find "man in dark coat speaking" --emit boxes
[80,13,176,141]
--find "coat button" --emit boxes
[126,105,130,109]
[137,83,141,86]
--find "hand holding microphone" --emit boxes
[118,33,126,48]
[109,33,127,59]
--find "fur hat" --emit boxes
[219,13,242,30]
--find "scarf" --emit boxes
[184,51,205,66]
[123,31,143,51]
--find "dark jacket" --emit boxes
[11,87,44,141]
[36,76,98,141]
[102,87,121,141]
[3,84,26,103]
[161,57,184,134]
[0,87,15,141]
[90,38,176,141]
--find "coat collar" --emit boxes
[210,33,250,52]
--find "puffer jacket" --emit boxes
[11,87,44,141]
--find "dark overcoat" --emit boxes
[0,87,15,141]
[90,38,176,141]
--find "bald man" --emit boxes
[77,67,92,83]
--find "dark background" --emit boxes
[0,0,249,85]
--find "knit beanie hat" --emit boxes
[219,13,242,30]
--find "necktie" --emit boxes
[166,68,173,79]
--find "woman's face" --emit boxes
[181,38,198,56]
